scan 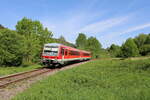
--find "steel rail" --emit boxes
[0,60,90,88]
[0,68,52,88]
[0,69,43,80]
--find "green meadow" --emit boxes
[0,64,42,77]
[13,58,150,100]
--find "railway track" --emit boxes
[0,68,53,88]
[0,61,90,89]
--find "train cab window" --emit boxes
[43,47,58,56]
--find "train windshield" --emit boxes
[43,46,58,56]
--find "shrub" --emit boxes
[0,29,24,66]
[121,38,139,57]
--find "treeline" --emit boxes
[0,17,75,67]
[75,33,150,58]
[108,34,150,57]
[0,17,54,66]
[0,18,103,67]
[0,17,150,67]
[75,33,102,58]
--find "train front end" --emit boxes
[41,43,60,67]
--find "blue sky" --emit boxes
[0,0,150,48]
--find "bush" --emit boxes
[0,29,24,66]
[121,38,139,57]
[108,44,121,57]
[140,44,150,56]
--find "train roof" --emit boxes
[44,43,91,54]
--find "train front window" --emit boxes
[43,46,58,56]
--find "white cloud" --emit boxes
[41,10,105,42]
[78,16,130,34]
[106,22,150,39]
[123,23,150,33]
[100,22,150,48]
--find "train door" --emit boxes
[61,48,65,60]
[64,49,68,59]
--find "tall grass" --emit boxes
[13,58,150,100]
[0,65,42,76]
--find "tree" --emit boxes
[16,17,53,64]
[16,17,34,36]
[39,27,53,46]
[134,34,148,48]
[134,33,150,56]
[59,35,66,42]
[86,37,102,58]
[0,29,24,66]
[145,34,150,44]
[57,35,68,45]
[76,33,87,49]
[22,34,41,63]
[108,44,121,57]
[121,38,139,57]
[140,44,150,56]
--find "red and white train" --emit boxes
[41,43,91,67]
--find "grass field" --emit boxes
[0,64,42,77]
[13,58,150,100]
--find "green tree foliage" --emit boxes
[145,34,150,44]
[108,33,150,57]
[57,35,67,45]
[99,49,111,58]
[108,44,121,57]
[16,17,53,64]
[140,44,150,56]
[133,33,150,56]
[76,33,102,58]
[16,17,52,42]
[16,17,33,35]
[0,29,24,66]
[121,38,139,57]
[134,34,147,48]
[39,27,53,46]
[59,35,66,42]
[86,37,102,58]
[140,34,150,55]
[22,34,41,63]
[76,33,87,49]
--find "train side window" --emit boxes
[65,50,67,55]
[69,50,80,56]
[83,53,90,56]
[61,48,64,55]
